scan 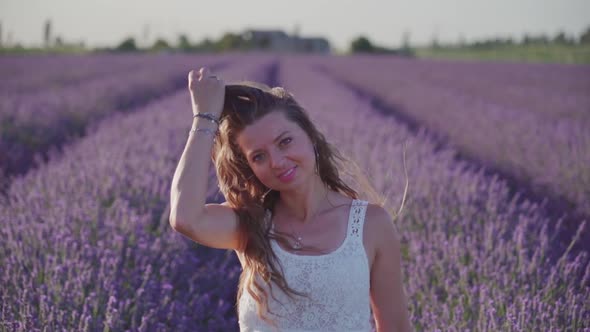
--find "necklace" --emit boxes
[275,194,328,251]
[286,214,314,251]
[292,234,303,250]
[277,195,350,251]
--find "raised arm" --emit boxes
[169,67,245,252]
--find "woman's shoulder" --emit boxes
[363,202,397,229]
[363,203,400,246]
[360,202,401,269]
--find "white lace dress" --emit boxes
[238,199,373,332]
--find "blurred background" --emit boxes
[1,0,589,64]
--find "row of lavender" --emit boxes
[0,55,274,331]
[0,54,177,95]
[309,55,590,218]
[278,56,588,331]
[0,54,226,188]
[373,57,590,124]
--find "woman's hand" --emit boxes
[188,67,225,117]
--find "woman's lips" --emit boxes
[278,166,297,182]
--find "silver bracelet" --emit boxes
[193,112,220,125]
[189,128,218,140]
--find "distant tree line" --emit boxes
[349,36,415,56]
[110,25,590,55]
[109,32,281,53]
[1,18,589,55]
[0,19,86,51]
[350,26,590,54]
[452,29,590,50]
[434,27,590,49]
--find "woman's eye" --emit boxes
[251,138,290,162]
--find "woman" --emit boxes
[169,67,413,332]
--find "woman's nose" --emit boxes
[269,150,286,169]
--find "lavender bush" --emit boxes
[0,54,226,188]
[0,54,171,95]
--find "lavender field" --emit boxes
[1,54,588,331]
[0,54,235,192]
[310,55,590,225]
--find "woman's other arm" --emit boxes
[368,206,413,332]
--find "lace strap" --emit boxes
[349,199,368,244]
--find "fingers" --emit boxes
[188,67,222,93]
[189,67,220,83]
[199,67,220,80]
[188,69,199,81]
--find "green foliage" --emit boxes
[115,37,137,52]
[349,35,415,57]
[216,32,244,52]
[151,38,170,52]
[414,43,590,64]
[350,36,375,53]
[522,34,550,45]
[552,31,574,45]
[581,26,590,44]
[177,34,191,51]
[195,38,215,52]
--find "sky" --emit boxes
[1,0,589,52]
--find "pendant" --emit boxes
[293,237,303,250]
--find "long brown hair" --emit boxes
[210,81,408,327]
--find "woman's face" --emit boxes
[236,111,316,191]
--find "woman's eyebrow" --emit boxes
[249,130,291,156]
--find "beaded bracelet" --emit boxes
[189,128,217,141]
[193,112,220,125]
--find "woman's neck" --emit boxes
[276,176,331,224]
